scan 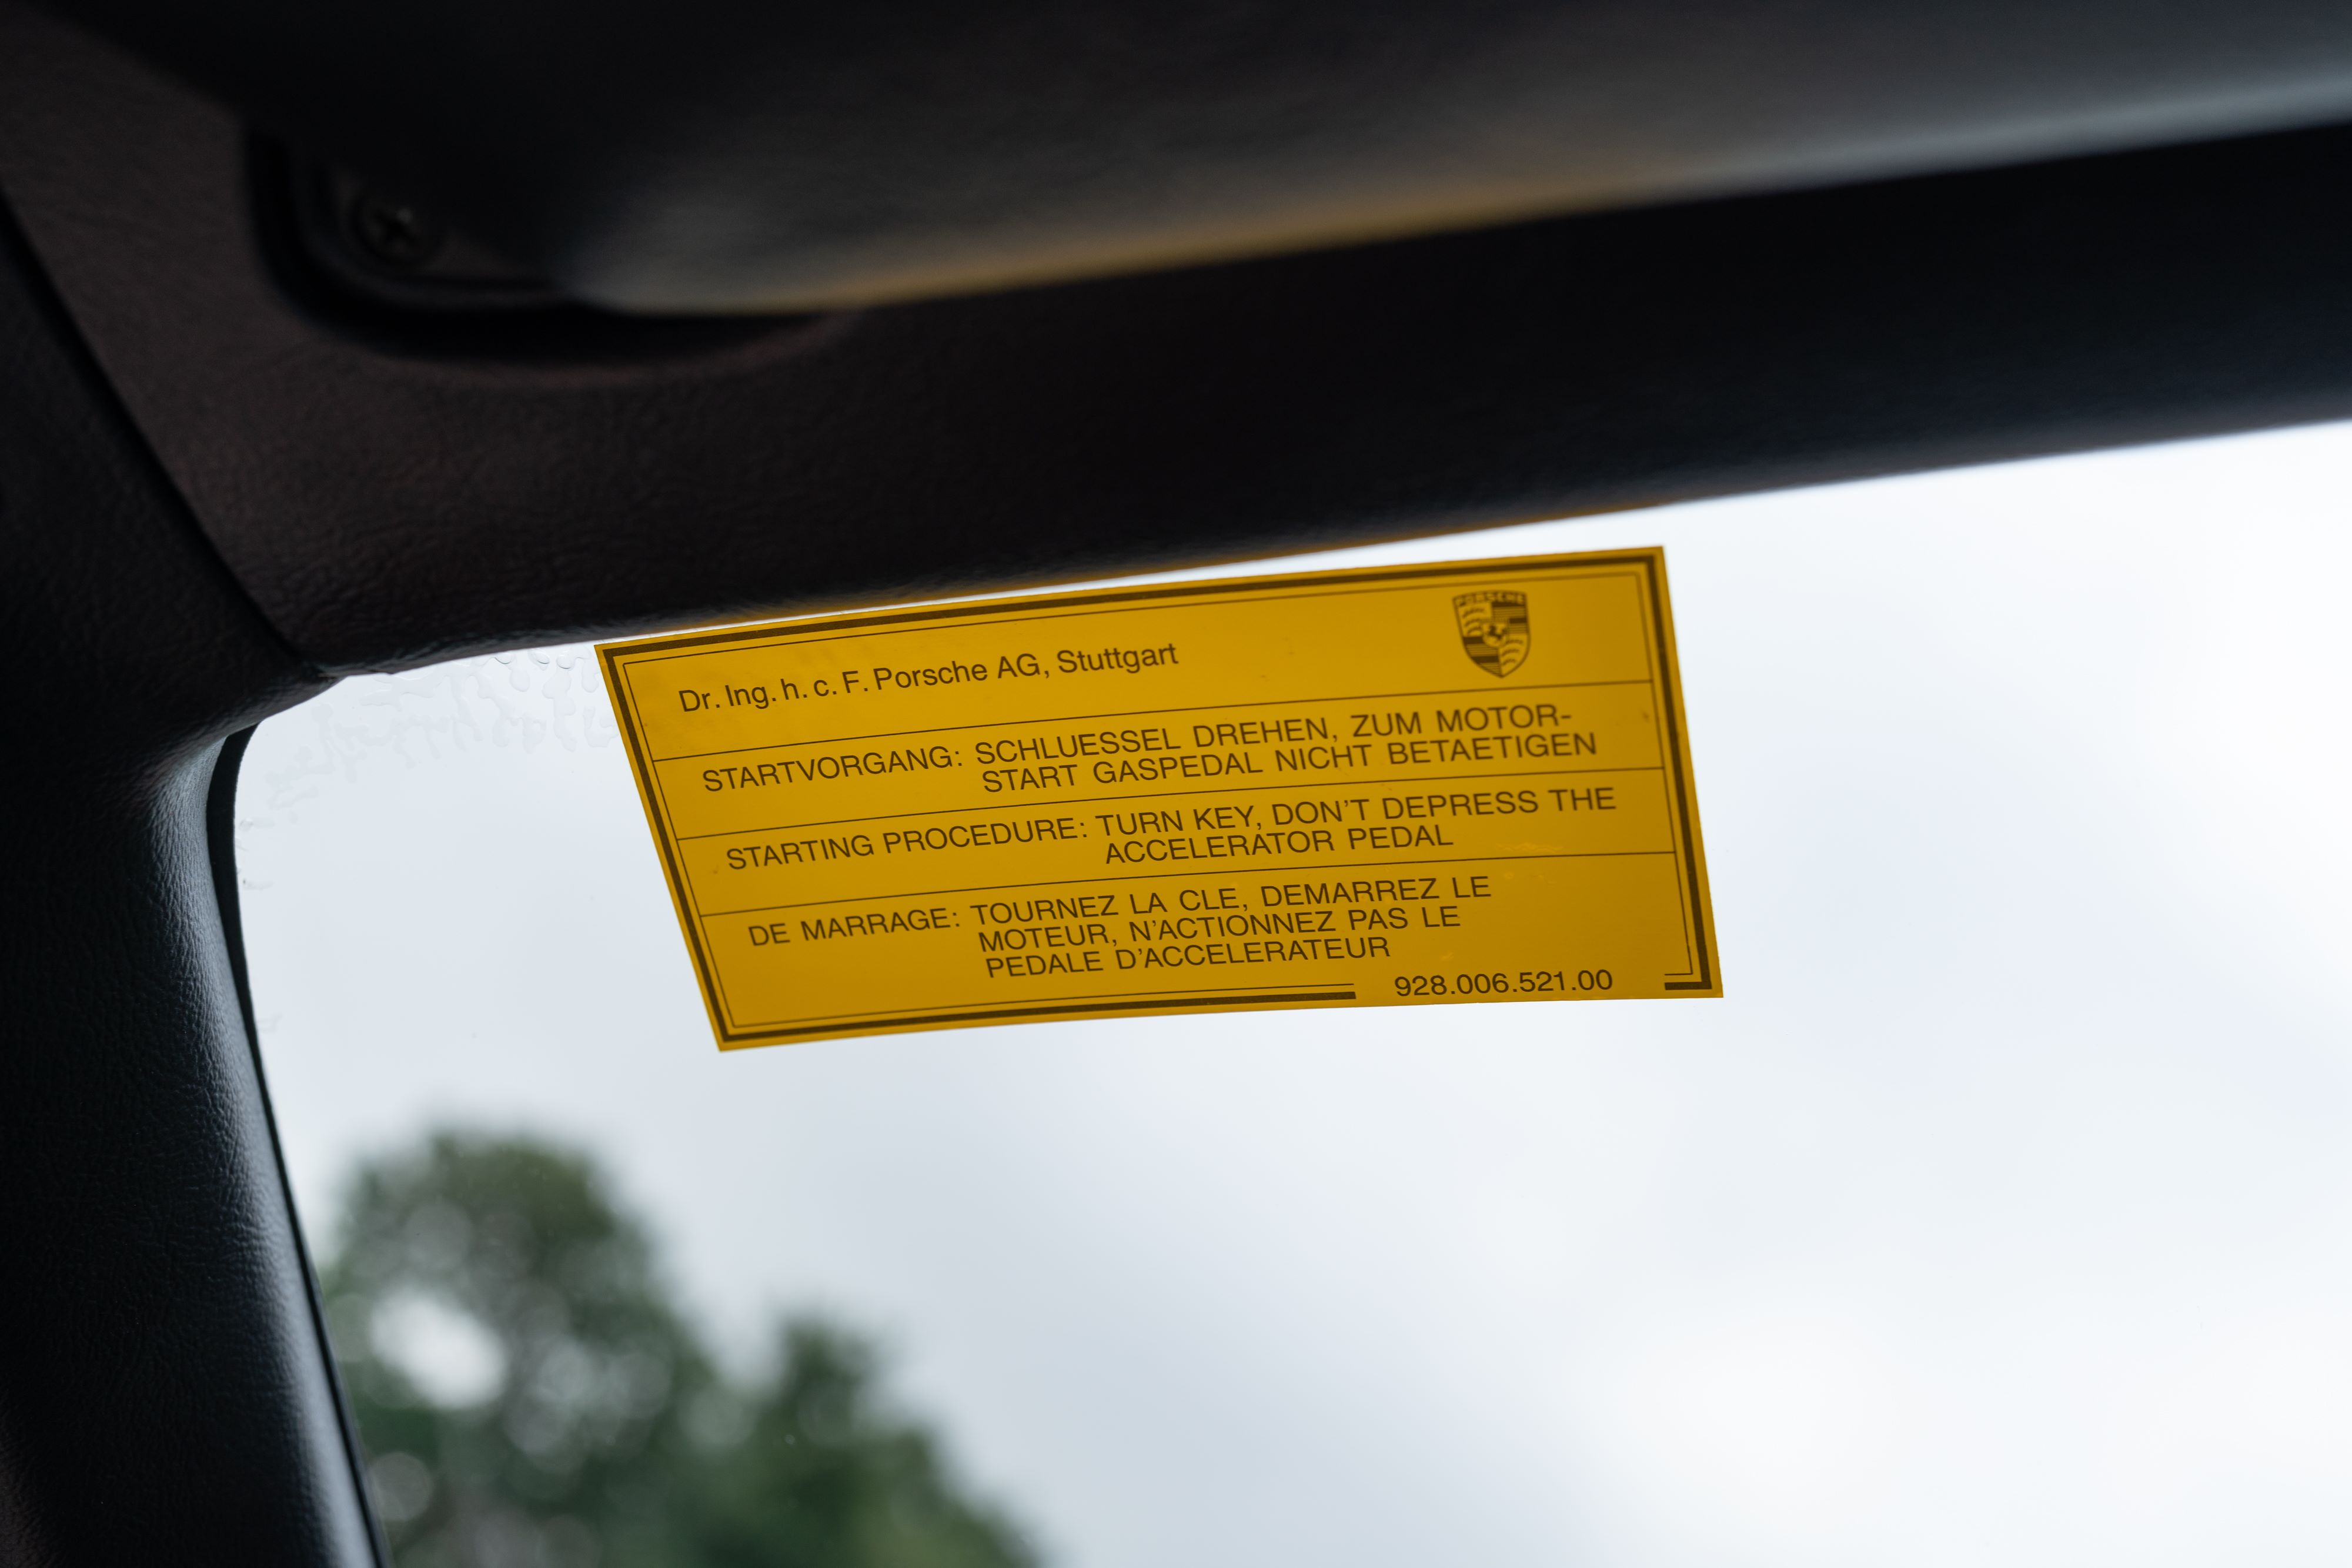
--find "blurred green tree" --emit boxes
[319,1131,1039,1568]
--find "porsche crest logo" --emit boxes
[1453,590,1530,677]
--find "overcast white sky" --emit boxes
[240,420,2352,1568]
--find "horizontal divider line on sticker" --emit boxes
[728,991,1362,1039]
[724,978,1360,1028]
[669,763,1670,842]
[696,847,1682,919]
[641,679,1654,765]
[611,559,1657,667]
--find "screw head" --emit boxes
[349,189,446,271]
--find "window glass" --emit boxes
[241,422,2352,1567]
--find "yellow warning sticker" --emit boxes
[598,550,1719,1048]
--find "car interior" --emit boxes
[8,2,2352,1560]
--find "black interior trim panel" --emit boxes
[0,197,352,1560]
[38,0,2352,309]
[10,5,2352,676]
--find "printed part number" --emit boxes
[1393,969,1612,998]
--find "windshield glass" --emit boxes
[239,422,2352,1568]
